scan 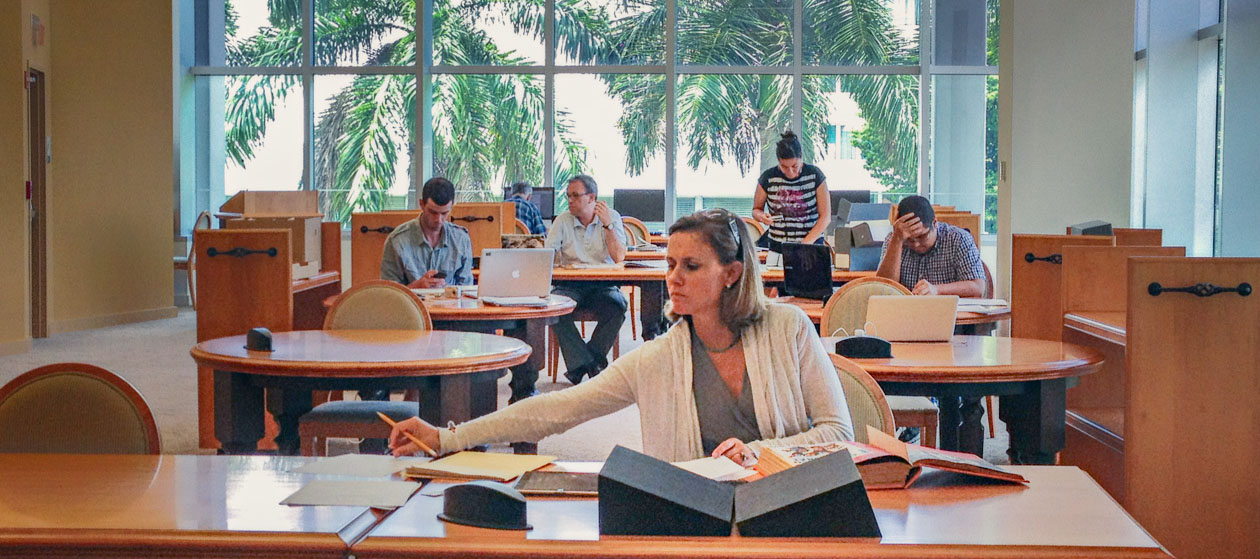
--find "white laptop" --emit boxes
[478,248,554,299]
[864,295,959,342]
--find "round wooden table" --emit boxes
[789,297,1012,326]
[826,335,1104,464]
[323,293,577,408]
[192,329,531,454]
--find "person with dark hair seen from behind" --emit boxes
[387,208,854,464]
[506,181,547,235]
[875,195,984,297]
[752,131,832,254]
[546,174,629,385]
[380,176,474,288]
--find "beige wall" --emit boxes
[996,0,1135,298]
[44,1,176,333]
[0,1,175,350]
[0,2,31,353]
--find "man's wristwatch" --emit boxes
[602,224,612,230]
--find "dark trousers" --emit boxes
[552,283,628,372]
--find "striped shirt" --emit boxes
[880,221,985,290]
[757,164,827,244]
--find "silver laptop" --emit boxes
[479,248,554,298]
[864,295,959,342]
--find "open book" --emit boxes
[755,426,1027,490]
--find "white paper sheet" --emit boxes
[280,480,421,508]
[291,454,431,478]
[672,456,757,482]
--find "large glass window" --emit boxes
[187,0,995,230]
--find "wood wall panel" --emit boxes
[1126,257,1260,559]
[1061,246,1184,315]
[351,212,415,287]
[1010,234,1114,341]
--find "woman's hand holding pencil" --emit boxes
[379,412,441,457]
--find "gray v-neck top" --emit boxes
[690,326,761,454]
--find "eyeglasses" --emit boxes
[565,191,590,200]
[699,209,744,262]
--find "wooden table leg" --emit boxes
[267,388,313,456]
[638,281,667,340]
[936,396,963,452]
[1000,379,1067,465]
[958,397,986,456]
[420,374,473,426]
[214,370,264,454]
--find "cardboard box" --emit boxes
[219,191,319,217]
[225,216,322,266]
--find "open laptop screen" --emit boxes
[781,242,834,301]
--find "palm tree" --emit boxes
[224,0,918,222]
[606,0,919,183]
[225,0,606,221]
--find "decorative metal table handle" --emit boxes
[1147,282,1252,298]
[453,215,495,223]
[206,247,278,258]
[359,225,395,234]
[1024,252,1062,264]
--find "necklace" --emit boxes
[696,331,742,353]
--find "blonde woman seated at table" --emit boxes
[389,208,854,465]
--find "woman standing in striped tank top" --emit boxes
[752,131,832,254]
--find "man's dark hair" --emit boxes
[897,195,935,228]
[569,174,598,197]
[509,181,532,197]
[421,177,456,205]
[775,130,803,160]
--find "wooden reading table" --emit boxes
[826,335,1105,464]
[0,456,1170,559]
[191,329,530,455]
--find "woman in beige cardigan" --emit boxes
[389,208,854,465]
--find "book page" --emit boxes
[672,456,757,482]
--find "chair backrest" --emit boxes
[740,216,765,240]
[324,280,433,331]
[351,211,417,287]
[819,276,912,337]
[514,218,530,235]
[0,363,161,454]
[621,216,650,246]
[830,354,895,444]
[981,260,994,299]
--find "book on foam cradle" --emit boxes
[754,426,1027,489]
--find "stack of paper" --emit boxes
[563,262,621,270]
[402,451,556,482]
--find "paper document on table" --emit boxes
[280,480,421,508]
[957,298,1009,314]
[291,454,431,478]
[403,451,556,482]
[672,456,757,482]
[481,296,550,307]
[563,262,621,270]
[624,260,666,269]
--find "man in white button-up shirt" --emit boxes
[545,175,629,387]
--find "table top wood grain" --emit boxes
[191,329,531,377]
[823,335,1106,383]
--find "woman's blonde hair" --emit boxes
[665,208,768,332]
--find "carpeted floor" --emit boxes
[0,308,1009,464]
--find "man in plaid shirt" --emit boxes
[876,195,985,297]
[506,181,547,234]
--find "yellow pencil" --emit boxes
[376,411,437,457]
